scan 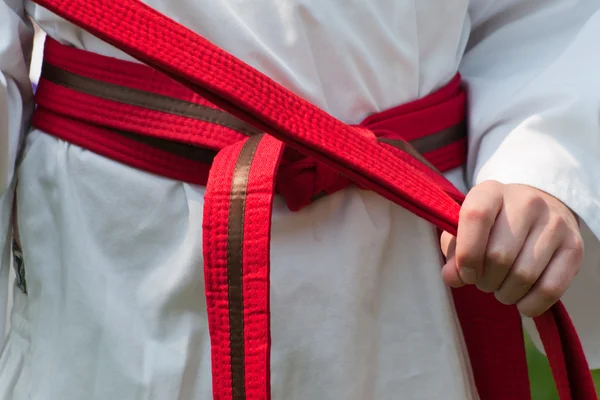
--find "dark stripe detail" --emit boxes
[41,63,261,136]
[378,121,466,173]
[409,122,466,154]
[227,135,263,400]
[118,130,218,162]
[378,137,440,173]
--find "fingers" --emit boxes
[493,222,561,305]
[476,194,540,293]
[443,182,583,318]
[455,181,504,284]
[517,240,583,317]
[491,191,583,316]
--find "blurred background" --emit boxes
[526,333,600,399]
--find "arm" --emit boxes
[441,0,600,317]
[462,0,600,236]
[455,0,600,367]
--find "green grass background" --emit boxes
[526,334,600,399]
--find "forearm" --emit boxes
[462,0,600,238]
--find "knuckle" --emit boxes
[512,269,538,286]
[546,216,568,234]
[485,247,514,268]
[557,234,585,275]
[520,192,545,210]
[460,205,494,224]
[567,234,585,256]
[537,283,564,304]
[563,249,583,278]
[455,252,478,271]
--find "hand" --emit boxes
[440,181,583,317]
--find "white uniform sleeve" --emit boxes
[462,0,600,368]
[0,0,33,341]
[462,0,600,237]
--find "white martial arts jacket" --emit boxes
[0,0,599,399]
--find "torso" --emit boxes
[1,1,477,399]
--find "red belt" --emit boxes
[34,38,466,211]
[30,1,597,399]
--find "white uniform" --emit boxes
[0,0,600,399]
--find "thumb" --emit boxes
[440,231,455,258]
[440,232,465,287]
[442,256,465,288]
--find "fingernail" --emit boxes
[459,267,477,285]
